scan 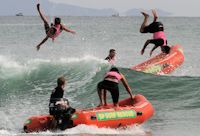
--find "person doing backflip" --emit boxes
[140,9,170,56]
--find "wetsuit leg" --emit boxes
[98,80,119,105]
[97,81,105,105]
[59,107,76,130]
[44,23,50,34]
[108,88,119,104]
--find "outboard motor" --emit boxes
[49,98,76,130]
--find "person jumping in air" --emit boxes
[140,9,170,56]
[36,4,76,51]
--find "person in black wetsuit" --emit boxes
[49,76,76,130]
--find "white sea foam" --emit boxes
[0,55,108,79]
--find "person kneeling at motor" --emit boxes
[97,67,135,107]
[49,76,76,130]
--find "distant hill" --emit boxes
[0,0,172,17]
[125,9,172,17]
[0,0,118,16]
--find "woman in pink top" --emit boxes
[36,4,76,51]
[140,10,170,56]
[97,67,134,107]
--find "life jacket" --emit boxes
[153,31,167,46]
[50,24,62,41]
[105,71,122,81]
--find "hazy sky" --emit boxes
[49,0,200,16]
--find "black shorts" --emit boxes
[97,80,119,103]
[143,22,164,33]
[44,23,50,34]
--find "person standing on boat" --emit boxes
[36,4,76,51]
[97,67,135,107]
[49,76,76,130]
[140,9,170,56]
[105,49,116,65]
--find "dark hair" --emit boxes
[57,76,65,86]
[162,46,171,54]
[110,67,120,73]
[109,49,115,53]
[54,17,61,25]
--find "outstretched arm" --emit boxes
[37,4,49,24]
[141,39,151,55]
[36,36,49,51]
[150,45,159,56]
[121,74,134,100]
[61,24,76,34]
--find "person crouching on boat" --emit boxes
[97,67,135,107]
[36,4,76,51]
[49,76,76,130]
[105,49,116,65]
[140,9,170,56]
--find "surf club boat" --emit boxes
[23,94,154,133]
[131,45,184,75]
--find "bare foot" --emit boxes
[141,12,149,18]
[37,4,40,11]
[114,105,121,110]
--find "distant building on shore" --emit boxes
[112,13,120,17]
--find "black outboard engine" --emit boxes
[49,98,76,130]
[58,106,76,130]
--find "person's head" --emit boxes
[162,46,171,54]
[57,76,66,88]
[54,17,61,25]
[110,67,120,73]
[109,49,116,58]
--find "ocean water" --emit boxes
[0,16,199,136]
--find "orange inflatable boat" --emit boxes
[23,94,154,133]
[131,45,184,75]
